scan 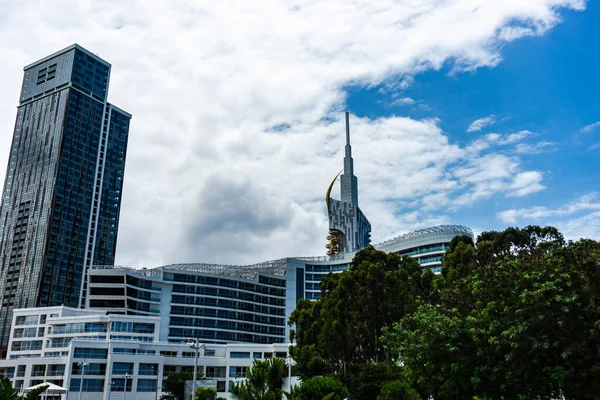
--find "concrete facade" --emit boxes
[0,306,292,399]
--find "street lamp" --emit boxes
[284,356,296,393]
[154,367,162,400]
[107,381,115,400]
[187,338,206,400]
[123,373,131,399]
[77,361,89,400]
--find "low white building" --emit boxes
[0,306,292,399]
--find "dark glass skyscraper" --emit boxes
[0,44,131,346]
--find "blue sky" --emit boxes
[0,0,597,266]
[348,2,599,237]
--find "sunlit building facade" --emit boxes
[0,306,291,399]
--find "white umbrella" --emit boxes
[24,382,67,394]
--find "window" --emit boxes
[110,378,132,392]
[112,363,133,375]
[15,315,38,325]
[206,367,226,378]
[137,379,157,392]
[72,363,106,376]
[275,352,287,358]
[90,275,124,284]
[110,321,132,332]
[160,351,177,357]
[69,379,104,392]
[229,352,250,359]
[112,348,135,355]
[137,349,155,355]
[132,323,155,334]
[31,365,45,377]
[47,365,65,376]
[138,363,158,376]
[253,352,262,359]
[90,299,125,308]
[90,287,124,296]
[11,340,42,351]
[73,348,107,359]
[229,366,247,378]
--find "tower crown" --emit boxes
[340,112,358,205]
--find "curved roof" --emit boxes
[373,225,473,252]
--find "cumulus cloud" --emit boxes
[0,0,586,266]
[497,193,600,240]
[392,97,417,106]
[581,121,600,133]
[497,193,600,222]
[467,115,496,132]
[514,141,558,154]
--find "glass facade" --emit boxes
[0,45,130,347]
[88,266,289,344]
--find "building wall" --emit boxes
[0,45,130,347]
[328,199,371,253]
[87,267,288,345]
[0,307,291,400]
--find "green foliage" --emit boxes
[0,376,48,400]
[340,363,404,400]
[230,358,286,400]
[377,380,420,400]
[288,376,348,400]
[195,387,217,400]
[289,246,434,379]
[386,226,600,400]
[161,370,203,400]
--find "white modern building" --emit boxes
[81,224,473,344]
[0,306,292,399]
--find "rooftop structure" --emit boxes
[326,113,372,255]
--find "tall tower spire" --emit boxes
[340,112,358,205]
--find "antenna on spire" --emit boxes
[345,112,350,146]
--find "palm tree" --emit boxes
[230,358,286,400]
[0,376,48,400]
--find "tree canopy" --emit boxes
[289,226,600,400]
[230,358,286,400]
[385,226,600,399]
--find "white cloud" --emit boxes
[497,193,600,223]
[581,121,600,133]
[515,141,558,154]
[392,97,417,106]
[589,142,600,150]
[467,115,496,132]
[499,26,536,41]
[497,193,600,241]
[0,0,585,266]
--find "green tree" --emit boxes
[0,376,48,400]
[195,387,217,400]
[288,376,348,400]
[340,363,404,400]
[161,370,204,400]
[289,246,434,379]
[386,226,600,400]
[230,358,286,400]
[377,380,420,400]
